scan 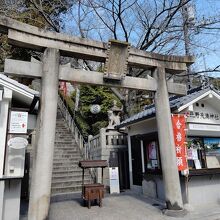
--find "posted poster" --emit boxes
[9,111,28,134]
[187,148,198,160]
[171,115,188,171]
[148,141,157,160]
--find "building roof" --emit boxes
[0,73,39,108]
[118,85,220,128]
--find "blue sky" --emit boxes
[193,0,220,76]
[61,0,220,77]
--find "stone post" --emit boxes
[98,128,106,183]
[127,134,133,187]
[154,67,183,211]
[28,48,60,220]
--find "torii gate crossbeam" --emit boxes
[0,16,194,219]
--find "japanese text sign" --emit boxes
[171,115,188,171]
[9,111,28,134]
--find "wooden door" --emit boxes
[118,149,130,190]
[131,136,142,186]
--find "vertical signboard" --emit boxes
[171,114,188,171]
[109,167,120,194]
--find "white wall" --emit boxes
[0,90,11,177]
[187,176,220,206]
[3,180,21,220]
[0,181,4,220]
[0,88,12,220]
[180,97,220,137]
[128,118,157,136]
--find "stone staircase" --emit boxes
[51,108,93,199]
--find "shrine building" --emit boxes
[118,85,220,207]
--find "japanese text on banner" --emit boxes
[171,115,188,171]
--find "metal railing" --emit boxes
[57,95,88,159]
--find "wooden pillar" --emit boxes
[28,48,60,220]
[154,67,183,210]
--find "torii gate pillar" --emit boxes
[28,48,60,220]
[154,67,183,212]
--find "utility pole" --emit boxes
[182,0,195,89]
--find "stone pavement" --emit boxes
[20,191,220,220]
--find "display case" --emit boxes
[4,137,28,177]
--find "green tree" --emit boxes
[72,85,122,137]
[0,0,74,71]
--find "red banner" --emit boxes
[59,81,67,96]
[171,115,188,171]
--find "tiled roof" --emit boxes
[118,85,219,128]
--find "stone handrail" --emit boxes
[88,128,127,184]
[88,128,127,160]
[57,95,88,159]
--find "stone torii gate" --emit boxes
[0,16,194,219]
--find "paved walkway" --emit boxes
[20,191,220,220]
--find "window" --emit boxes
[187,137,206,169]
[187,137,220,169]
[204,138,220,168]
[145,141,160,170]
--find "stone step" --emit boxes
[53,151,81,155]
[55,122,68,125]
[53,158,80,162]
[51,185,82,194]
[52,165,82,170]
[52,179,92,188]
[54,147,79,151]
[54,143,78,147]
[55,135,73,138]
[52,162,79,168]
[52,164,80,169]
[53,155,82,160]
[52,107,93,197]
[52,167,82,173]
[55,128,68,130]
[55,135,74,138]
[55,141,75,144]
[54,149,79,152]
[55,127,69,130]
[54,144,77,147]
[54,148,78,151]
[50,192,81,202]
[54,141,77,144]
[56,122,67,125]
[55,133,71,135]
[54,151,80,156]
[52,172,90,178]
[55,137,73,139]
[52,175,91,181]
[55,129,70,132]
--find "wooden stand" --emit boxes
[79,160,108,209]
